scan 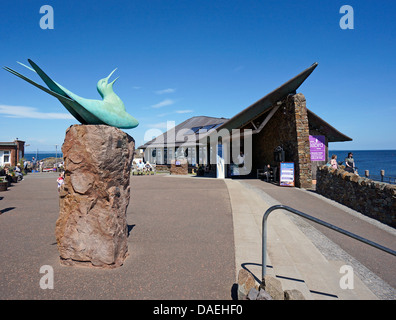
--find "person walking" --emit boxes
[57,172,64,192]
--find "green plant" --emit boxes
[18,159,27,175]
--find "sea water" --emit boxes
[329,150,396,179]
[25,150,396,179]
[24,152,63,161]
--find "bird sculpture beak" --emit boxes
[106,68,118,81]
[109,77,119,86]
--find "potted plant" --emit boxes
[0,177,8,191]
[10,171,18,183]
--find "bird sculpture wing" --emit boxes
[3,65,91,124]
[6,60,105,125]
[4,59,139,129]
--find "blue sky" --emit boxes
[1,0,395,153]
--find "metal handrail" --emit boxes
[262,205,396,279]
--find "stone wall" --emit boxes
[170,159,188,175]
[252,93,312,188]
[316,165,396,228]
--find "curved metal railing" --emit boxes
[262,205,396,279]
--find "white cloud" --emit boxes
[151,99,175,109]
[155,88,176,94]
[156,109,193,117]
[0,105,74,120]
[175,110,193,114]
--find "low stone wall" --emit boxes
[316,165,396,228]
[155,164,170,173]
[170,159,188,175]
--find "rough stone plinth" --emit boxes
[170,159,188,175]
[55,124,134,268]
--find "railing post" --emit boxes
[262,205,284,279]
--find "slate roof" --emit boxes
[138,116,228,149]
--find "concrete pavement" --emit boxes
[227,178,396,300]
[0,172,395,300]
[0,172,235,299]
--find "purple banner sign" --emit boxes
[309,135,326,161]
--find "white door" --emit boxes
[216,144,225,179]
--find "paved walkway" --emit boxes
[0,172,395,300]
[0,173,235,299]
[242,180,396,290]
[227,178,396,300]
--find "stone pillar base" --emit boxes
[55,125,134,268]
[170,159,188,175]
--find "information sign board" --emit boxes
[280,162,295,187]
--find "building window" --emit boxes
[1,150,11,165]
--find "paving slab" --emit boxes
[0,173,235,299]
[228,178,395,300]
[226,179,395,300]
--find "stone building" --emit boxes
[139,63,352,188]
[0,139,25,167]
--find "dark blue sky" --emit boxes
[1,0,395,151]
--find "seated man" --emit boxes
[15,164,24,181]
[144,161,153,174]
[137,160,145,175]
[2,167,13,185]
[263,164,272,182]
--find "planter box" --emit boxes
[0,181,8,192]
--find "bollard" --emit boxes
[365,170,369,177]
[380,170,385,182]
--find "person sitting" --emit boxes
[344,152,355,173]
[137,160,145,175]
[144,161,153,174]
[6,167,13,185]
[0,167,12,186]
[330,155,338,169]
[263,164,272,182]
[15,164,24,181]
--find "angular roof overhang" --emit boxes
[211,62,351,143]
[215,63,319,132]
